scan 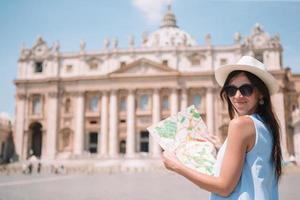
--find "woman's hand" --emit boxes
[162,151,184,173]
[206,135,222,150]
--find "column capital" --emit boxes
[70,91,85,97]
[181,87,189,93]
[206,87,215,93]
[48,91,59,98]
[171,87,180,93]
[127,88,136,94]
[110,89,118,95]
[16,93,27,100]
[101,90,109,95]
[153,88,160,93]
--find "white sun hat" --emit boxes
[214,56,279,94]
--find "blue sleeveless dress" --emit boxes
[210,114,278,200]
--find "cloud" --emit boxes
[132,0,172,24]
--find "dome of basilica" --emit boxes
[144,6,197,48]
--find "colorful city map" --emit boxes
[147,105,216,175]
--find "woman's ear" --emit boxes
[256,89,263,99]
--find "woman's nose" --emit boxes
[234,89,243,98]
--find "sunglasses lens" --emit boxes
[225,86,238,97]
[239,84,254,96]
[225,84,254,97]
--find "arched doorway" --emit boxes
[29,122,43,158]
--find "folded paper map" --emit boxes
[147,105,216,175]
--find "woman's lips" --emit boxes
[234,101,247,106]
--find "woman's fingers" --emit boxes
[163,151,174,159]
[162,151,182,172]
[206,135,222,150]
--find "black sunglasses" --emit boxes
[224,84,255,97]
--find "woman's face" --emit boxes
[227,72,262,116]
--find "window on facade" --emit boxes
[292,105,297,111]
[65,98,71,113]
[89,96,99,112]
[220,58,227,65]
[254,53,264,63]
[162,60,168,66]
[189,53,204,66]
[90,120,98,124]
[89,62,98,70]
[162,96,169,111]
[119,140,126,154]
[34,62,43,73]
[191,58,200,66]
[66,65,73,72]
[120,62,126,68]
[32,95,41,115]
[193,95,201,107]
[120,97,127,111]
[140,94,149,111]
[140,131,149,152]
[88,132,98,153]
[190,54,201,66]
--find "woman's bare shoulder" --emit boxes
[230,115,253,125]
[228,116,255,139]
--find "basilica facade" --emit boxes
[14,7,300,163]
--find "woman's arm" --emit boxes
[162,116,255,197]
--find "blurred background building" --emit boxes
[0,114,15,163]
[13,6,300,164]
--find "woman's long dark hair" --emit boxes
[220,70,282,181]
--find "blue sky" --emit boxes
[0,0,300,118]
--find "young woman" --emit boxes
[162,56,282,200]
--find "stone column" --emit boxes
[206,88,215,135]
[109,90,118,157]
[99,91,108,157]
[126,89,135,158]
[15,93,26,159]
[22,130,29,159]
[152,88,161,157]
[74,92,85,155]
[180,88,188,111]
[170,88,178,115]
[46,92,59,159]
[292,111,300,164]
[272,90,288,160]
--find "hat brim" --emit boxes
[215,64,279,94]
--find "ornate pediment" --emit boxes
[110,58,178,76]
[19,36,50,61]
[19,38,60,61]
[243,23,282,50]
[31,36,49,59]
